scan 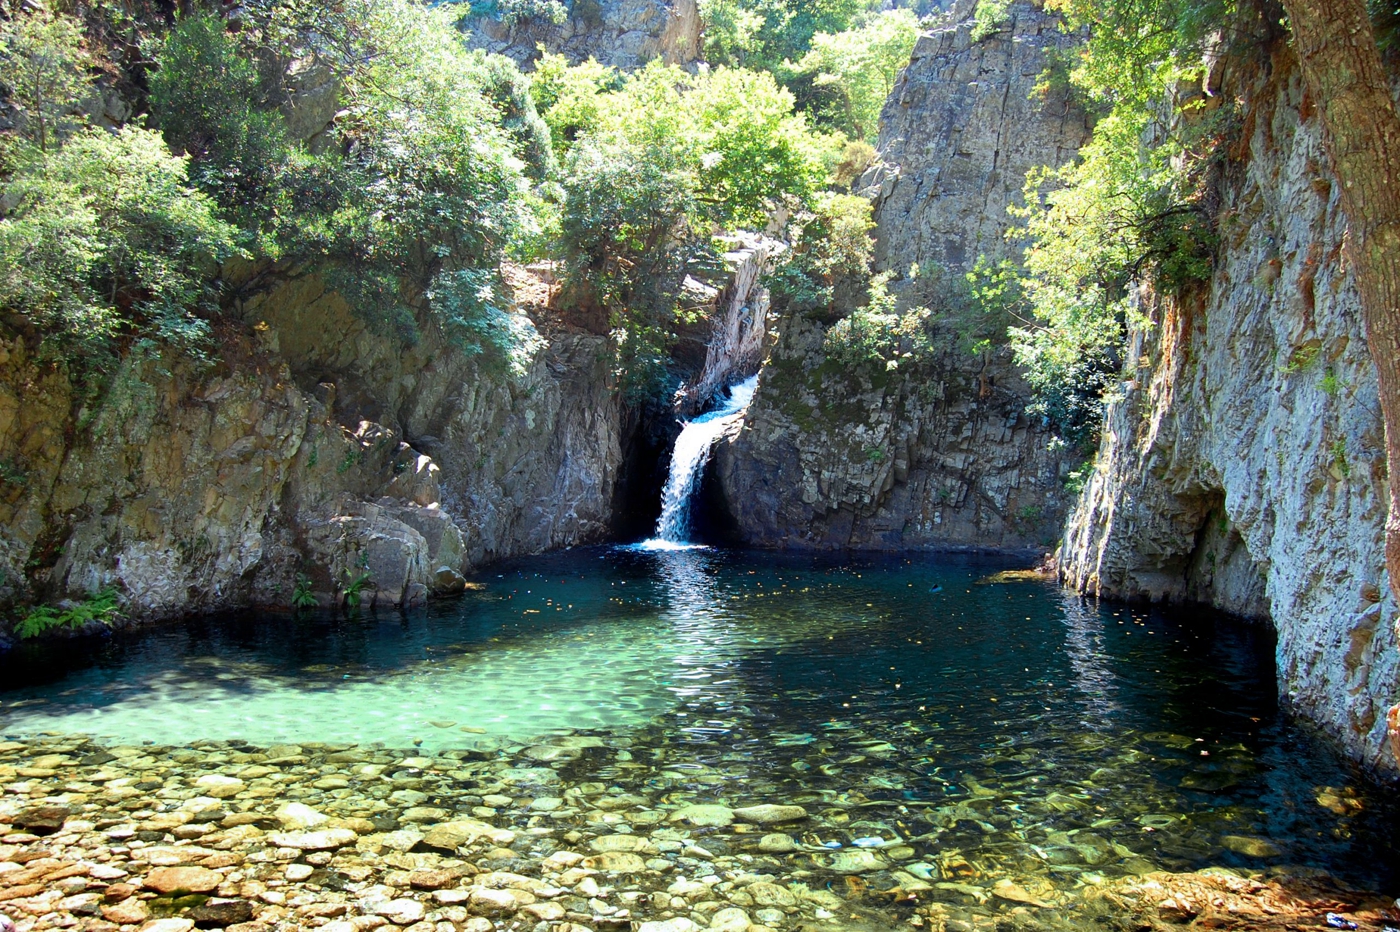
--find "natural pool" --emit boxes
[1,547,1397,931]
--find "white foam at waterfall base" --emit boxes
[637,375,759,549]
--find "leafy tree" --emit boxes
[0,9,95,155]
[791,9,920,141]
[1007,0,1232,445]
[0,126,242,363]
[148,13,291,238]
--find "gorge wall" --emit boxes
[1058,49,1400,772]
[0,265,623,624]
[713,1,1091,552]
[461,0,700,69]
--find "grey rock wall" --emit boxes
[1058,57,1400,773]
[713,1,1088,553]
[462,0,699,69]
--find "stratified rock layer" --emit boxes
[1058,55,1400,772]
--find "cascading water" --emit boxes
[638,375,759,550]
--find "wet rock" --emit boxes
[375,898,426,924]
[102,898,150,924]
[187,898,255,927]
[421,819,515,851]
[821,848,887,873]
[732,805,807,825]
[992,880,1051,908]
[670,805,735,828]
[140,920,196,932]
[194,775,245,799]
[586,852,648,872]
[274,802,327,829]
[14,804,70,835]
[469,887,518,916]
[267,828,357,850]
[638,919,698,932]
[144,866,223,894]
[709,907,750,932]
[1220,835,1282,858]
[756,834,797,854]
[589,834,655,854]
[746,883,796,908]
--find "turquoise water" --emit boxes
[1,547,1396,894]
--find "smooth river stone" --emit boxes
[421,819,516,851]
[144,866,223,894]
[1220,835,1282,857]
[821,849,888,874]
[670,805,735,828]
[586,851,648,872]
[274,802,327,829]
[589,834,654,854]
[757,833,797,853]
[266,828,357,850]
[733,804,808,824]
[193,775,244,798]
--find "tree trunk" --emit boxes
[1279,0,1400,761]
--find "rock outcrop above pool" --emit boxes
[0,265,623,620]
[460,0,700,70]
[712,1,1089,552]
[1057,53,1400,771]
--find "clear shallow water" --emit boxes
[1,547,1397,894]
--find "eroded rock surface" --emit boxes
[1058,55,1400,771]
[714,2,1088,552]
[460,0,699,70]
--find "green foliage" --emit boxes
[341,564,373,611]
[291,574,317,609]
[16,587,121,639]
[551,59,825,396]
[1007,0,1233,447]
[470,50,557,181]
[699,0,873,71]
[0,126,242,364]
[147,13,291,237]
[0,9,94,155]
[768,191,875,318]
[971,0,1014,42]
[823,272,932,368]
[427,268,544,374]
[790,9,920,141]
[468,0,568,25]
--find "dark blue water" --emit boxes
[1,547,1395,896]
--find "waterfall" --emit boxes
[640,375,759,550]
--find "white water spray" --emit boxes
[638,376,759,550]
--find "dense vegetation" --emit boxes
[0,0,928,398]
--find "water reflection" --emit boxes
[1057,590,1121,729]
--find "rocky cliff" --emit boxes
[713,1,1090,552]
[461,0,699,69]
[0,265,623,626]
[1058,50,1400,772]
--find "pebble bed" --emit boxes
[0,729,1394,932]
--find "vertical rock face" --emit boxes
[0,266,624,622]
[461,0,699,69]
[713,2,1089,552]
[1059,56,1400,773]
[863,0,1090,278]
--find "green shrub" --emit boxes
[823,273,932,368]
[0,10,94,155]
[1006,0,1236,448]
[768,191,875,318]
[0,126,242,364]
[147,13,291,238]
[16,587,122,639]
[790,9,920,142]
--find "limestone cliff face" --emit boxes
[0,267,623,626]
[1058,54,1400,772]
[462,0,699,69]
[713,2,1088,552]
